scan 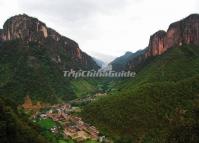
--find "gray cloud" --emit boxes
[1,0,198,63]
[19,0,129,22]
[17,0,130,45]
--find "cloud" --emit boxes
[0,0,198,63]
[18,0,129,22]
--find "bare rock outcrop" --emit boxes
[146,14,199,57]
[127,14,199,70]
[0,14,99,70]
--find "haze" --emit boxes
[0,0,198,63]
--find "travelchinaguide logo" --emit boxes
[63,65,136,79]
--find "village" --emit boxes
[21,96,107,143]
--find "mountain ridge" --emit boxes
[110,14,199,71]
[0,14,99,70]
[83,44,199,142]
[110,50,144,71]
[129,13,199,70]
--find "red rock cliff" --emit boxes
[146,14,199,57]
[0,14,99,70]
[128,14,199,70]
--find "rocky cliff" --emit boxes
[127,14,199,70]
[0,14,99,70]
[0,29,3,41]
[146,30,167,57]
[146,14,199,57]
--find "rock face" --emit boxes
[3,15,48,41]
[146,14,199,58]
[146,30,167,57]
[127,14,199,70]
[1,14,99,70]
[0,29,3,41]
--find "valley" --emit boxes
[19,80,115,143]
[0,13,199,143]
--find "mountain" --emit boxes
[0,14,99,104]
[0,14,101,143]
[83,44,199,142]
[110,51,133,71]
[146,14,199,57]
[92,57,106,68]
[0,14,99,70]
[111,14,199,72]
[110,50,144,71]
[82,14,199,142]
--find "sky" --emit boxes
[0,0,198,63]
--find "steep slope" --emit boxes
[111,51,133,71]
[111,14,199,72]
[0,97,48,143]
[1,14,99,70]
[0,40,76,103]
[82,44,199,142]
[128,14,199,71]
[0,14,99,103]
[111,50,144,71]
[92,57,106,68]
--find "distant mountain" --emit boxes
[110,50,144,71]
[92,57,106,68]
[90,52,116,65]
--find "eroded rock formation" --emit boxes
[127,14,199,70]
[146,14,199,57]
[0,14,99,70]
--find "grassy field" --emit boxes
[37,119,57,130]
[71,80,98,97]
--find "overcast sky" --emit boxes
[0,0,198,63]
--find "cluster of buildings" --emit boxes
[63,116,99,142]
[38,103,101,142]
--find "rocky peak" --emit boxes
[128,14,199,71]
[146,14,199,57]
[147,30,167,56]
[2,14,48,41]
[0,14,99,70]
[165,13,199,49]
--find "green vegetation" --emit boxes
[82,44,199,142]
[71,80,98,97]
[111,50,144,71]
[35,118,69,143]
[58,140,74,143]
[0,97,48,143]
[0,40,75,104]
[71,79,117,98]
[37,119,57,130]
